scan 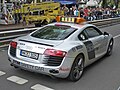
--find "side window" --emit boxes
[85,27,102,38]
[78,30,88,41]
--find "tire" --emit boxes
[68,54,84,82]
[106,39,114,56]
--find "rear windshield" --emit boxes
[31,25,76,40]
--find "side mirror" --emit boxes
[104,32,109,36]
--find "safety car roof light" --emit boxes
[56,16,86,24]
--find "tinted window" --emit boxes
[31,25,76,40]
[85,27,102,38]
[78,30,88,41]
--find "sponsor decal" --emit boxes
[20,63,44,71]
[84,41,95,60]
[13,60,44,71]
[37,46,45,49]
[76,45,83,50]
[72,45,82,52]
[19,43,25,45]
[72,47,76,52]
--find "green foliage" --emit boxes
[101,0,120,8]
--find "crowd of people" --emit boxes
[13,3,120,24]
[61,5,120,21]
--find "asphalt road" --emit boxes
[0,24,120,90]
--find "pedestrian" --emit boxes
[74,8,79,17]
[69,8,74,16]
[79,8,84,17]
[83,7,89,20]
[62,5,69,16]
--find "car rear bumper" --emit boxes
[8,56,74,78]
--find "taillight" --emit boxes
[10,41,17,48]
[44,49,67,57]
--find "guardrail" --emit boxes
[89,17,120,27]
[0,28,38,48]
[0,17,120,48]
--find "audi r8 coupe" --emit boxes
[8,17,113,81]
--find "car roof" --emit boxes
[47,22,96,30]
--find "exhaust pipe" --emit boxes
[10,63,18,68]
[49,69,59,74]
[10,63,13,66]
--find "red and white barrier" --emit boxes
[0,3,15,25]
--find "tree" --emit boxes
[114,0,119,8]
[101,0,120,9]
[102,0,107,8]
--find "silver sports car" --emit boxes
[8,20,113,81]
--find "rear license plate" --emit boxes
[20,50,39,60]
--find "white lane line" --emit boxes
[31,84,54,90]
[0,49,5,52]
[7,76,28,85]
[113,34,120,39]
[0,71,6,76]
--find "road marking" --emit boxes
[0,50,5,52]
[1,50,5,52]
[31,84,54,90]
[114,34,120,39]
[0,71,6,76]
[7,76,28,85]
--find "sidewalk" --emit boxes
[0,23,35,31]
